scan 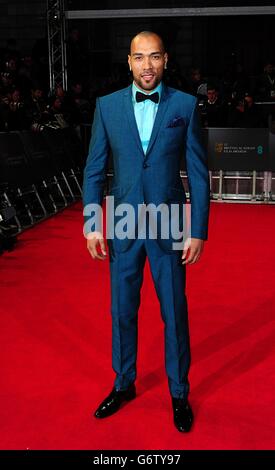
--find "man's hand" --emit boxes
[182,237,204,265]
[86,231,107,260]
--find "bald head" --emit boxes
[130,31,165,54]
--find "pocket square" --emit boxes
[166,116,185,128]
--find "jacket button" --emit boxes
[143,162,149,168]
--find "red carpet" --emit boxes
[0,201,275,450]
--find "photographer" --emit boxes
[25,85,50,131]
[0,92,10,131]
[256,62,275,102]
[46,95,70,129]
[199,83,228,127]
[8,88,27,130]
[228,92,265,128]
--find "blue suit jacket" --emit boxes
[83,84,210,253]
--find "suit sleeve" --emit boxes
[185,98,210,240]
[82,98,110,232]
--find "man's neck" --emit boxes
[133,80,161,94]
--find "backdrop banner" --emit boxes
[207,128,270,171]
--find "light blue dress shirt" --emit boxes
[132,81,162,154]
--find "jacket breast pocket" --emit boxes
[166,116,186,128]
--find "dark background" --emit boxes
[0,1,274,85]
[67,0,275,8]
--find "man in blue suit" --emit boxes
[83,31,210,433]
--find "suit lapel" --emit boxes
[146,84,170,156]
[124,86,144,156]
[124,83,170,157]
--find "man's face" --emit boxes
[128,34,168,92]
[73,83,82,94]
[6,59,16,71]
[264,63,274,74]
[244,96,253,108]
[53,98,62,110]
[12,90,20,102]
[56,86,64,98]
[192,70,201,82]
[207,89,217,103]
[33,89,43,100]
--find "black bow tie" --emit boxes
[136,91,159,104]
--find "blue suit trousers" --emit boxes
[110,236,190,400]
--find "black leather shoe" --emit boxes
[94,383,136,419]
[172,398,193,432]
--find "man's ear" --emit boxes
[128,55,132,71]
[164,52,168,69]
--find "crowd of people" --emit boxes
[1,33,275,133]
[166,63,274,128]
[0,36,92,133]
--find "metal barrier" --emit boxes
[208,170,273,202]
[205,127,274,202]
[170,170,273,203]
[0,128,84,234]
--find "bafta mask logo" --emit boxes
[215,142,224,153]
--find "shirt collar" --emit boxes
[132,81,162,103]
